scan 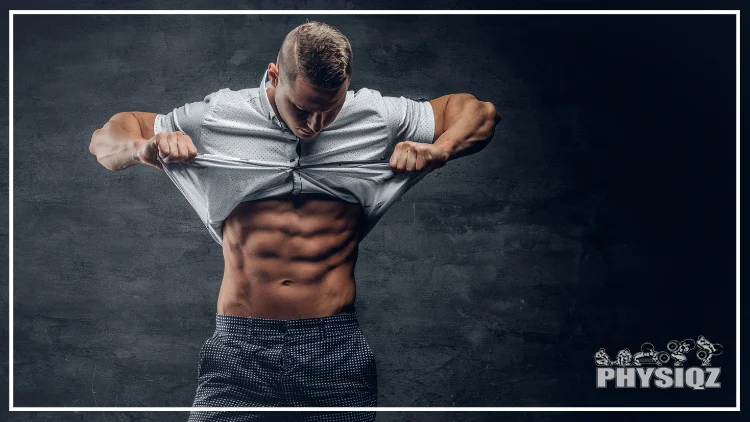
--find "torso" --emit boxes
[217,193,364,319]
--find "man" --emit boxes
[89,21,500,421]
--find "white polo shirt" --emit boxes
[154,69,435,246]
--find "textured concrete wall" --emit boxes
[3,8,736,421]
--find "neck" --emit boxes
[266,86,286,126]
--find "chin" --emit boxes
[298,129,319,138]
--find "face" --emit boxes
[268,63,349,139]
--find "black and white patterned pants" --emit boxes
[187,311,377,422]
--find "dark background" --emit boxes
[1,3,739,422]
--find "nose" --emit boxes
[307,113,323,133]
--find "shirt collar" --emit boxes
[259,68,288,131]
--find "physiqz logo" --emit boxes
[595,336,723,389]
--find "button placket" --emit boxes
[289,136,299,164]
[290,136,302,194]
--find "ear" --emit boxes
[268,63,280,87]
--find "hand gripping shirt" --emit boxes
[154,69,436,246]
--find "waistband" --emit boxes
[214,311,359,336]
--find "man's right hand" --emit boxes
[136,131,198,171]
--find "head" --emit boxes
[696,336,709,348]
[267,21,353,139]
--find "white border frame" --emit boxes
[7,9,741,412]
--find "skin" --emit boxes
[89,60,501,320]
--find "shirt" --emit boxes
[154,69,436,246]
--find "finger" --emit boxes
[156,135,170,159]
[166,132,179,162]
[390,153,400,172]
[393,146,407,172]
[397,152,408,172]
[175,133,189,160]
[389,143,402,169]
[399,143,415,172]
[405,148,417,172]
[185,136,198,159]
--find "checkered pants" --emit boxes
[187,311,377,422]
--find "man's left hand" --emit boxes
[388,141,450,173]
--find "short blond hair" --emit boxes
[277,20,353,90]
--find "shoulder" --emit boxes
[352,87,430,112]
[201,87,262,117]
[343,87,428,125]
[345,87,388,117]
[349,86,383,103]
[203,87,259,103]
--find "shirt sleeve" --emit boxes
[153,90,220,149]
[380,94,435,144]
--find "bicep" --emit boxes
[427,95,452,143]
[131,112,158,140]
[106,111,156,140]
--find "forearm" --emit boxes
[89,112,147,171]
[434,94,501,160]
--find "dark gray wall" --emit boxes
[4,8,737,421]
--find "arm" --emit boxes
[432,93,501,160]
[89,111,197,171]
[388,94,501,172]
[89,111,156,171]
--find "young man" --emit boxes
[89,21,501,422]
